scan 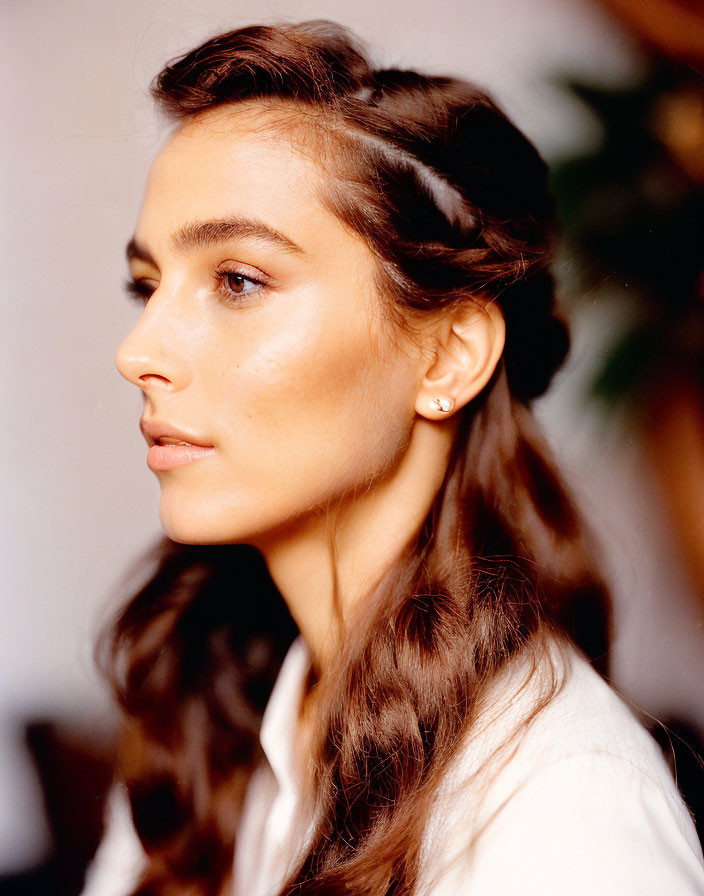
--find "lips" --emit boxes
[140,418,213,449]
[155,436,200,447]
[140,419,215,471]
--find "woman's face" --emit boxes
[116,103,424,546]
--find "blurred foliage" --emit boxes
[549,58,704,412]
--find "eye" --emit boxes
[216,267,267,305]
[124,277,158,304]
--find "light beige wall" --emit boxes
[2,0,701,871]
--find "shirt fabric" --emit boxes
[82,634,704,896]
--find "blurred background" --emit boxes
[2,0,703,892]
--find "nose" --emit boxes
[114,292,192,393]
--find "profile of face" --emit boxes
[116,103,430,548]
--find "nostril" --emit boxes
[138,373,172,386]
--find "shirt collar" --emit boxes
[259,635,312,795]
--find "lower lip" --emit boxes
[147,444,216,471]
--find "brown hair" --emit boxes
[104,19,611,896]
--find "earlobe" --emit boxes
[415,300,505,420]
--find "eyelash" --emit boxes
[123,267,268,306]
[123,277,155,304]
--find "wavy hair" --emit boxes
[103,20,612,896]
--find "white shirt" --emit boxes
[82,635,704,895]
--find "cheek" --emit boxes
[218,303,412,493]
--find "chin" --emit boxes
[156,481,327,548]
[157,493,282,547]
[158,501,240,546]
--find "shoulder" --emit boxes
[455,635,693,807]
[80,782,146,896]
[419,637,704,896]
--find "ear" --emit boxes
[415,300,506,420]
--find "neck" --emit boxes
[254,416,456,671]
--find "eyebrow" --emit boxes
[125,238,156,265]
[125,215,305,264]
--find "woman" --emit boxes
[84,19,704,896]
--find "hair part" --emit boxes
[106,19,612,896]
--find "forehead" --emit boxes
[137,102,343,247]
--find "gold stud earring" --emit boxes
[430,397,454,413]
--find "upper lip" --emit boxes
[140,418,214,448]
